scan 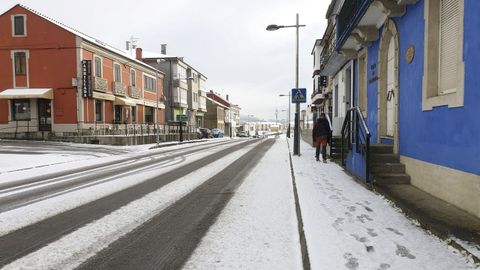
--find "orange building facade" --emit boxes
[0,5,165,138]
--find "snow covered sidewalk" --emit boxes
[292,140,479,270]
[183,138,302,270]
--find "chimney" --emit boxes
[135,47,143,60]
[161,44,167,55]
[226,94,229,101]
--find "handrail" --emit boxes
[340,106,371,183]
[325,113,333,146]
[354,106,370,136]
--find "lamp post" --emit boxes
[155,59,160,146]
[279,93,291,138]
[267,13,305,156]
[247,114,254,136]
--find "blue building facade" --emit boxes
[320,0,480,218]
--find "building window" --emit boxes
[11,99,30,120]
[114,63,121,82]
[145,106,154,123]
[94,56,102,77]
[12,15,26,36]
[14,52,26,75]
[131,69,136,87]
[144,75,157,92]
[423,0,464,110]
[95,99,103,122]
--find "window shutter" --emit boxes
[438,0,462,94]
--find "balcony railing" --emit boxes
[129,86,141,99]
[93,76,108,93]
[319,27,337,70]
[336,0,372,50]
[113,82,126,96]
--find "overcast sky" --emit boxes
[1,0,329,121]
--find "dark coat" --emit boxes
[312,118,331,140]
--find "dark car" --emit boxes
[199,128,212,138]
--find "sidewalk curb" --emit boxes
[287,139,311,270]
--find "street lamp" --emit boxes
[267,13,305,156]
[279,93,291,138]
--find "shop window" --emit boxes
[131,106,136,123]
[145,106,154,123]
[423,0,464,110]
[95,99,103,122]
[12,15,26,36]
[14,52,26,75]
[11,99,30,120]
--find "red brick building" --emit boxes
[0,4,165,139]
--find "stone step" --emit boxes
[370,144,393,154]
[371,153,399,163]
[374,173,411,185]
[371,163,406,174]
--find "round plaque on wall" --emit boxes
[405,45,415,64]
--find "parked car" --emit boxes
[199,128,212,138]
[211,128,224,138]
[237,131,248,137]
[194,128,203,139]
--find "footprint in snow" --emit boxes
[386,227,404,236]
[345,212,355,223]
[350,233,369,243]
[347,206,357,212]
[343,253,359,270]
[367,228,378,237]
[356,202,374,212]
[378,263,391,269]
[356,214,373,223]
[395,244,416,259]
[333,217,344,231]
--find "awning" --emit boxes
[114,96,137,106]
[143,99,165,109]
[92,91,115,101]
[0,88,53,99]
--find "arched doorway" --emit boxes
[378,19,400,153]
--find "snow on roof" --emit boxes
[142,50,207,79]
[16,4,159,73]
[142,51,178,59]
[206,97,229,109]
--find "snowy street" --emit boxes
[0,138,478,269]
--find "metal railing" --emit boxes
[0,120,202,142]
[340,106,371,183]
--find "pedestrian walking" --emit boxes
[312,113,331,162]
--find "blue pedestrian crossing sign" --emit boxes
[291,88,307,103]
